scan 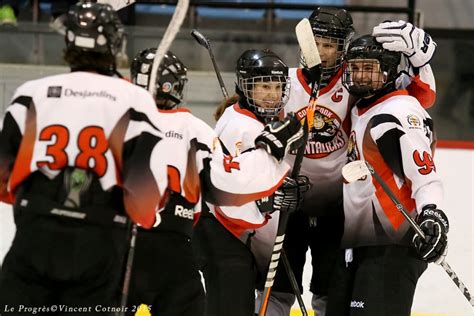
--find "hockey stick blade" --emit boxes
[295,18,321,68]
[342,160,371,183]
[191,29,210,50]
[97,0,136,11]
[191,29,229,99]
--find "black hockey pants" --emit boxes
[0,212,128,315]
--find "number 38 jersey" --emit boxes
[343,90,444,248]
[0,71,167,228]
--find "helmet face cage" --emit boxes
[235,49,290,120]
[342,36,401,98]
[238,75,291,118]
[342,59,387,98]
[65,2,124,56]
[305,8,354,80]
[131,49,188,109]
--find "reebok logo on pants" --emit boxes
[350,300,365,308]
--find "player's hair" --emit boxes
[63,48,116,75]
[214,95,239,121]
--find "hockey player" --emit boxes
[193,49,311,316]
[263,7,438,316]
[337,34,448,316]
[0,2,167,309]
[127,48,305,316]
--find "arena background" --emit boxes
[0,0,472,315]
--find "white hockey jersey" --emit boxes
[151,107,291,238]
[342,90,444,248]
[284,66,437,215]
[284,68,351,213]
[0,72,167,228]
[211,103,284,273]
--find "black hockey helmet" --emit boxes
[342,35,401,98]
[64,2,124,56]
[235,49,290,120]
[303,7,354,81]
[131,48,188,109]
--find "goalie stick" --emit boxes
[258,18,322,316]
[342,160,474,307]
[191,29,229,99]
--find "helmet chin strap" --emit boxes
[155,91,182,109]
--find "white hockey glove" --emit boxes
[412,204,449,264]
[255,113,304,163]
[372,20,436,68]
[256,176,311,214]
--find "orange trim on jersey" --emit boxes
[167,166,181,193]
[233,103,262,123]
[183,148,201,204]
[405,74,436,109]
[193,211,201,226]
[297,68,312,95]
[297,67,343,97]
[363,136,416,230]
[158,108,191,113]
[357,90,410,116]
[9,106,37,200]
[213,205,269,238]
[437,140,474,150]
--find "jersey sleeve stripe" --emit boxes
[129,108,161,132]
[370,114,402,128]
[11,96,32,108]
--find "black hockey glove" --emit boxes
[256,176,311,214]
[301,64,322,85]
[412,204,449,264]
[255,113,304,162]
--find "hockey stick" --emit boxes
[258,18,321,316]
[118,223,138,315]
[148,0,190,98]
[116,1,189,312]
[342,160,474,307]
[190,29,302,302]
[191,29,229,99]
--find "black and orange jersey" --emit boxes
[342,90,444,248]
[0,72,167,228]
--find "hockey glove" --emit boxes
[302,64,322,85]
[372,20,436,68]
[256,175,311,214]
[412,204,449,264]
[255,113,304,163]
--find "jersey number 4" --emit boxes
[36,125,108,177]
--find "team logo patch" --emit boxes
[295,105,346,159]
[47,86,62,98]
[407,114,421,129]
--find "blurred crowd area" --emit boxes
[0,0,473,141]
